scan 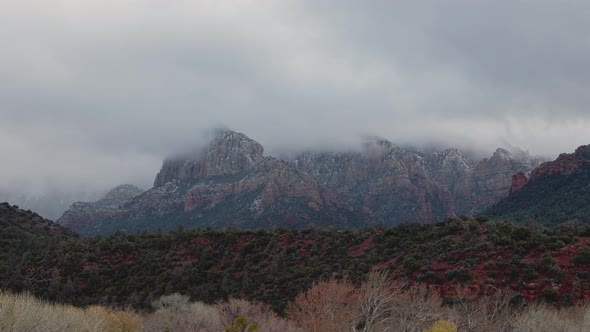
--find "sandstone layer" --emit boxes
[58,130,541,235]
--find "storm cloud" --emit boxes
[2,0,590,194]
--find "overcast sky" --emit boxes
[2,0,590,194]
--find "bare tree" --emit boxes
[356,270,395,332]
[391,284,447,331]
[217,298,302,332]
[356,272,447,332]
[286,277,360,332]
[453,286,521,331]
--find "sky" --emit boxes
[2,0,590,194]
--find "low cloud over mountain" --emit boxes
[2,1,590,196]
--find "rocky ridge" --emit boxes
[507,144,590,197]
[293,145,540,222]
[153,130,265,187]
[58,129,541,235]
[489,144,590,225]
[58,184,143,234]
[529,145,590,181]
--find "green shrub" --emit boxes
[446,268,471,284]
[572,246,590,265]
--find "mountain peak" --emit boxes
[154,129,264,187]
[440,148,465,158]
[102,184,143,203]
[574,144,590,159]
[211,127,246,142]
[493,148,512,160]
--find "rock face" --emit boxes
[154,130,264,187]
[58,130,541,236]
[185,158,322,213]
[473,148,542,207]
[505,144,590,198]
[529,145,590,181]
[294,145,539,221]
[509,172,529,196]
[58,184,143,234]
[294,144,458,223]
[488,144,590,225]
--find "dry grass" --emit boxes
[511,303,590,332]
[2,286,590,332]
[0,290,141,332]
[143,294,301,332]
[0,290,300,332]
[142,294,222,332]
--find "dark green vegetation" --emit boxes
[0,202,77,277]
[488,164,590,226]
[4,202,590,314]
[0,202,75,240]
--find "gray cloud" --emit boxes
[2,0,590,194]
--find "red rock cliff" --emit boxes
[509,172,528,196]
[530,145,590,181]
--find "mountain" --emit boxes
[0,190,102,221]
[487,144,590,226]
[294,145,541,224]
[58,184,144,234]
[58,129,540,236]
[59,130,365,235]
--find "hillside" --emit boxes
[58,129,540,236]
[5,216,590,313]
[0,202,77,289]
[488,144,590,226]
[0,202,76,244]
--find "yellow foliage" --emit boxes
[423,320,458,332]
[225,315,259,332]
